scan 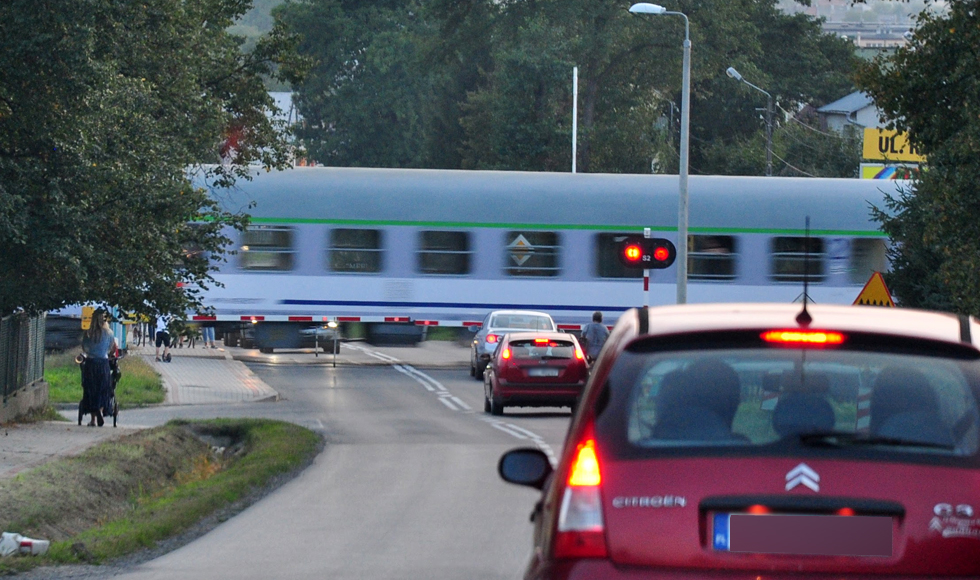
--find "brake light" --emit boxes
[501,347,511,360]
[761,330,845,346]
[555,437,607,559]
[534,338,550,344]
[568,440,600,486]
[574,347,585,360]
[486,334,500,344]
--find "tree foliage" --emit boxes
[856,0,980,313]
[280,0,858,175]
[0,0,309,317]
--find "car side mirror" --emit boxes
[498,448,552,490]
[469,325,480,333]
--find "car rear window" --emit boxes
[607,348,980,457]
[491,314,554,330]
[508,338,576,360]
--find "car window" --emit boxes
[508,338,576,360]
[618,349,980,456]
[491,314,555,330]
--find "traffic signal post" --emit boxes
[618,233,677,306]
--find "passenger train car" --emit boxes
[195,167,901,344]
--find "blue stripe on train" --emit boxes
[280,299,630,313]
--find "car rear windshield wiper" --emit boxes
[797,431,955,450]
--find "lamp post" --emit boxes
[629,2,690,304]
[726,66,773,177]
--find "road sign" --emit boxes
[81,306,94,330]
[862,128,926,163]
[618,237,676,269]
[853,272,895,307]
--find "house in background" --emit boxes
[817,91,882,131]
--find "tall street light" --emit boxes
[726,66,773,177]
[629,2,690,304]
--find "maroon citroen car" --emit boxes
[499,303,980,579]
[484,331,589,415]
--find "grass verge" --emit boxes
[45,349,165,408]
[0,418,321,574]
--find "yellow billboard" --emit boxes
[863,128,926,163]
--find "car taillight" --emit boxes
[761,329,845,346]
[486,334,500,344]
[501,347,511,360]
[555,438,607,559]
[574,347,585,360]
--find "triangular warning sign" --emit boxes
[853,272,895,307]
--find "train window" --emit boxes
[418,231,471,275]
[849,238,888,285]
[595,234,642,278]
[504,231,560,277]
[688,235,737,281]
[329,229,383,273]
[239,226,294,271]
[770,237,826,282]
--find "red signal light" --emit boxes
[486,334,500,343]
[617,237,676,269]
[624,244,642,262]
[501,347,511,360]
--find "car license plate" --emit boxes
[712,513,892,556]
[528,367,560,377]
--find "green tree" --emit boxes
[279,0,436,167]
[0,0,309,317]
[856,0,980,313]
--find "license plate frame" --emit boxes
[712,512,892,557]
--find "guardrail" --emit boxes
[1,313,46,404]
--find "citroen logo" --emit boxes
[785,463,820,492]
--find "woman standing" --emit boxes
[80,309,117,426]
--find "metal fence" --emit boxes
[1,313,46,402]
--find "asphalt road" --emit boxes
[108,356,573,579]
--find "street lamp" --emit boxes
[629,2,690,304]
[726,66,773,177]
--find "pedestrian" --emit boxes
[80,309,117,427]
[580,311,610,365]
[154,314,172,362]
[201,323,216,349]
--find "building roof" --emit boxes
[817,91,874,115]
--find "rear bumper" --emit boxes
[496,383,584,407]
[527,560,962,580]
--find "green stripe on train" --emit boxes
[246,217,886,237]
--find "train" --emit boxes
[194,167,902,349]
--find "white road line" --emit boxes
[393,365,435,391]
[490,422,528,439]
[449,396,471,411]
[356,345,552,459]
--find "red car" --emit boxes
[484,331,589,415]
[499,303,980,579]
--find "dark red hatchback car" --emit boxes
[484,331,589,415]
[499,303,980,579]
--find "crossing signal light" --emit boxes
[618,237,676,269]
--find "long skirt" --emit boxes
[80,358,112,415]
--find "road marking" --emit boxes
[481,417,557,464]
[355,344,552,460]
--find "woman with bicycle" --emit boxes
[80,309,117,426]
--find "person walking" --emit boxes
[154,314,172,362]
[201,323,216,348]
[580,311,610,365]
[80,309,117,427]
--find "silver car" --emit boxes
[470,310,557,380]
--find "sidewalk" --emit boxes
[1,339,470,481]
